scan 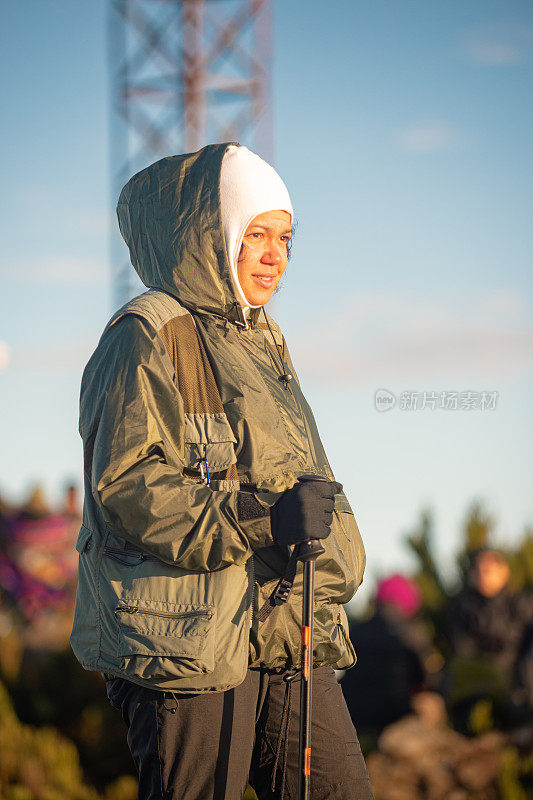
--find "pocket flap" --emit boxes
[184,412,237,444]
[75,525,93,553]
[115,600,215,659]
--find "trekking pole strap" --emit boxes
[255,548,300,623]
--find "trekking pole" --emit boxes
[295,475,327,800]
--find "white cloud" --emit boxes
[397,122,461,153]
[288,288,533,386]
[5,255,107,286]
[467,41,524,66]
[13,341,95,372]
[13,185,112,239]
[463,23,533,66]
[72,210,112,238]
[14,184,53,210]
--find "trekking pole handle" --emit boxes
[295,475,327,562]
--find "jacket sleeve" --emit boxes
[82,314,253,571]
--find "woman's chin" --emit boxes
[244,288,274,307]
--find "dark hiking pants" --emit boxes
[106,666,374,800]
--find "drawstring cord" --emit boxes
[271,672,297,799]
[162,690,179,714]
[262,308,292,388]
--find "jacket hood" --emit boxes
[117,142,251,325]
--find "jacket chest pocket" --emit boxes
[183,411,237,478]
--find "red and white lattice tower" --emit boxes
[108,0,273,307]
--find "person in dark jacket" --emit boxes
[341,574,432,749]
[447,549,533,735]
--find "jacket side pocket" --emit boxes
[75,524,93,553]
[115,599,216,681]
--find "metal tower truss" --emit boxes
[109,0,273,306]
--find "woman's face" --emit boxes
[236,210,292,306]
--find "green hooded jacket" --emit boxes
[70,142,366,693]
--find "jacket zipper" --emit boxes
[115,604,211,620]
[262,334,320,469]
[291,386,319,468]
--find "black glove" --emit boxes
[270,477,343,547]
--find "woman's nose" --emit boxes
[262,240,283,265]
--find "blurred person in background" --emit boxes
[447,548,533,739]
[70,143,374,800]
[341,574,442,751]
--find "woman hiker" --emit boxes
[71,143,374,800]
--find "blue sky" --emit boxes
[1,0,532,603]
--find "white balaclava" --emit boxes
[220,145,293,317]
